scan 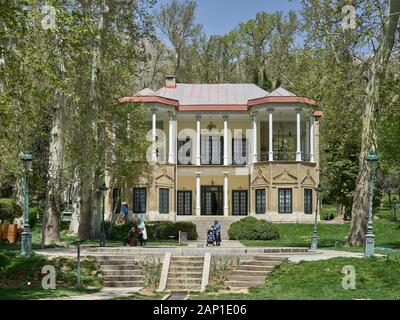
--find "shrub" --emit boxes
[107,221,198,240]
[138,256,162,288]
[149,221,197,240]
[0,198,22,223]
[228,217,280,240]
[29,207,38,229]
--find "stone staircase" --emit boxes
[166,256,204,292]
[225,255,287,289]
[96,255,145,288]
[191,217,239,241]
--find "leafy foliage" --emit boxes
[228,217,280,241]
[138,256,162,289]
[0,198,22,223]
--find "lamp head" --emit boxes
[366,150,379,171]
[19,151,33,171]
[100,182,109,196]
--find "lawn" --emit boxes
[0,250,102,300]
[190,256,400,300]
[241,209,400,250]
[110,292,168,300]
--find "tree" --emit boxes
[348,0,400,246]
[155,0,202,80]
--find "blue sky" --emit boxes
[155,0,302,36]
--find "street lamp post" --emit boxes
[99,183,108,247]
[19,151,33,257]
[311,184,322,250]
[365,150,379,257]
[391,197,398,222]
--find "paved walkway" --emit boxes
[40,288,142,300]
[287,249,365,263]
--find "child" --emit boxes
[123,225,138,246]
[207,226,215,246]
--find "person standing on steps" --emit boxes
[122,202,129,224]
[213,220,221,246]
[137,217,148,246]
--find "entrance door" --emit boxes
[232,190,248,216]
[177,191,192,215]
[201,186,223,216]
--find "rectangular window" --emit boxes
[133,188,146,214]
[159,188,169,214]
[232,190,248,216]
[255,189,266,214]
[232,138,247,165]
[201,135,223,165]
[177,137,192,165]
[177,191,192,215]
[112,188,121,214]
[278,188,292,214]
[304,189,313,214]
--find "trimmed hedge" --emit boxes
[149,221,198,240]
[0,198,22,223]
[107,221,198,241]
[228,217,280,240]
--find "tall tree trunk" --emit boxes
[69,168,81,235]
[78,0,106,240]
[348,0,400,247]
[336,204,346,221]
[42,30,66,245]
[42,89,65,244]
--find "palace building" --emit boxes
[105,76,322,226]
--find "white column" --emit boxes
[168,112,175,164]
[268,108,274,161]
[296,108,302,161]
[305,115,310,160]
[223,116,228,165]
[151,108,157,162]
[196,172,201,216]
[251,112,258,163]
[310,115,315,163]
[196,115,201,166]
[223,172,229,216]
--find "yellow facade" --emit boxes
[105,108,321,224]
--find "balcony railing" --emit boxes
[258,152,312,162]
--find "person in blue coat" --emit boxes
[213,220,221,246]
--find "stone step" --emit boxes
[167,278,202,285]
[98,260,140,266]
[104,280,144,288]
[170,261,203,266]
[253,255,288,261]
[168,272,203,278]
[102,270,142,276]
[166,284,201,291]
[228,275,266,282]
[171,257,204,262]
[103,275,143,282]
[240,260,281,266]
[96,256,141,261]
[169,266,203,273]
[236,265,275,271]
[225,280,264,288]
[230,270,271,276]
[101,265,141,271]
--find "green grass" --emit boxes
[241,216,400,250]
[0,250,102,300]
[190,257,400,300]
[0,288,99,300]
[110,292,167,300]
